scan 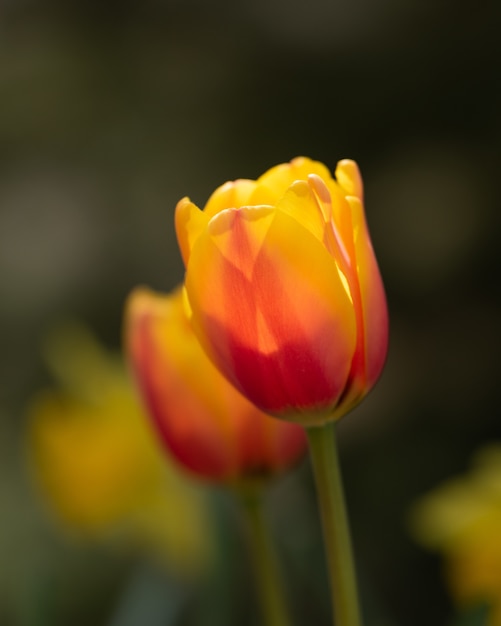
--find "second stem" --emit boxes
[238,486,291,626]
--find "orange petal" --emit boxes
[185,205,357,418]
[348,197,389,390]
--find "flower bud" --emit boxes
[175,157,388,425]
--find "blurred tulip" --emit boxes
[27,323,210,574]
[175,157,388,425]
[124,287,307,483]
[410,444,501,624]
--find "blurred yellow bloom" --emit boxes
[410,445,501,624]
[27,322,211,574]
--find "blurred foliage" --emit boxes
[20,321,215,625]
[0,0,500,625]
[27,322,211,566]
[451,604,490,626]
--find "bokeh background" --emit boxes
[1,1,500,625]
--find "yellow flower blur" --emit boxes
[175,157,388,425]
[410,444,501,624]
[27,323,210,573]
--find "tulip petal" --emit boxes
[306,174,355,273]
[175,198,210,267]
[335,159,364,201]
[252,157,334,206]
[348,197,389,389]
[126,288,236,478]
[186,205,357,418]
[274,180,327,244]
[204,179,258,217]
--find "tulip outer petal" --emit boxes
[185,204,357,416]
[175,198,209,267]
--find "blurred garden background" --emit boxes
[0,1,500,625]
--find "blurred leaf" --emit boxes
[450,603,490,626]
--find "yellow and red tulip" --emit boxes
[125,287,306,483]
[175,157,388,425]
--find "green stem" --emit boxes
[237,486,291,626]
[307,422,362,626]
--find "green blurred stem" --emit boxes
[238,486,291,626]
[307,422,362,626]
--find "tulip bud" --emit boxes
[175,157,388,425]
[125,287,306,483]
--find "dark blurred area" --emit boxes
[1,1,500,625]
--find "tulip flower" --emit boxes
[175,156,388,626]
[126,286,306,626]
[175,156,388,425]
[125,287,307,484]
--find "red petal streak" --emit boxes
[188,208,356,416]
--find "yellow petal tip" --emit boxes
[335,159,364,200]
[175,198,207,267]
